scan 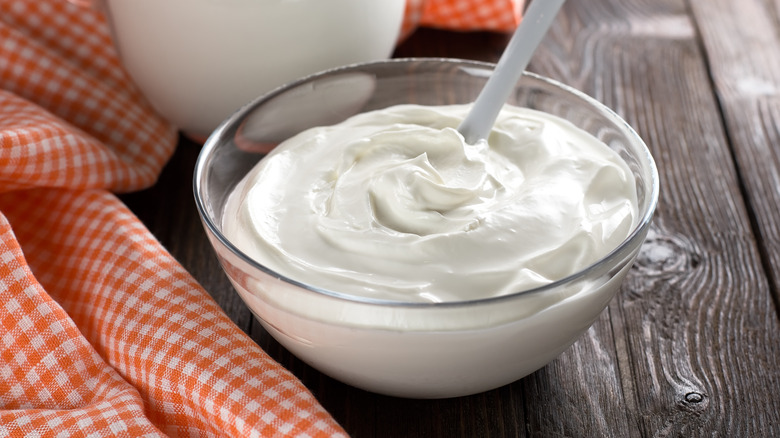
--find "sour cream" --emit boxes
[222,104,638,303]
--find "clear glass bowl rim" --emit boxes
[194,57,660,310]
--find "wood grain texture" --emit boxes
[526,0,780,435]
[690,0,780,307]
[120,0,780,435]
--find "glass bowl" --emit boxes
[194,58,659,399]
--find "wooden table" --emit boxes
[121,0,780,435]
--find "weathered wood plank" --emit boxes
[688,0,780,433]
[691,0,780,307]
[525,0,780,435]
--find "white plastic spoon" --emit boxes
[458,0,567,144]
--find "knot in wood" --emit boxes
[633,228,700,277]
[684,391,705,404]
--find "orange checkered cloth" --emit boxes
[402,0,525,39]
[0,0,522,436]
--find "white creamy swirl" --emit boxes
[223,104,638,303]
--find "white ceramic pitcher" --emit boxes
[70,0,406,139]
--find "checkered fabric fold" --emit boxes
[402,0,524,39]
[0,0,521,436]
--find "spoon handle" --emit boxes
[458,0,567,145]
